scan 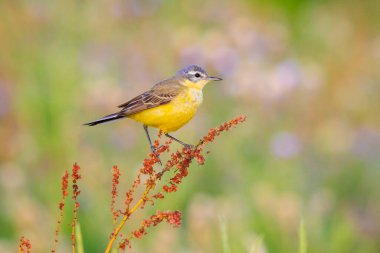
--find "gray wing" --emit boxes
[117,78,184,116]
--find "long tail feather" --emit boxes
[83,113,124,126]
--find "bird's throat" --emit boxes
[181,79,208,90]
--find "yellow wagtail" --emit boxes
[84,64,222,159]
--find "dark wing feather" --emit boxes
[117,78,184,116]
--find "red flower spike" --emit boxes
[111,166,121,226]
[52,170,70,253]
[129,210,182,241]
[18,236,32,253]
[119,238,131,250]
[71,163,82,252]
[152,192,164,199]
[61,171,69,198]
[106,116,246,252]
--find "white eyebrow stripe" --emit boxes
[187,70,205,77]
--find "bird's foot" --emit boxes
[183,144,195,150]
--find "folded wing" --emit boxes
[118,79,184,116]
[84,78,184,126]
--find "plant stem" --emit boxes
[105,184,153,253]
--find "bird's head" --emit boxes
[177,64,222,89]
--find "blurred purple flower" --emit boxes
[352,128,380,162]
[270,132,301,158]
[211,46,239,76]
[274,60,301,90]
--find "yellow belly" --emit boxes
[128,88,203,133]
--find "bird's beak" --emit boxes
[207,76,223,81]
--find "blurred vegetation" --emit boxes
[1,0,380,252]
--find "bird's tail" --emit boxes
[83,113,124,126]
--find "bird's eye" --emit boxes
[194,73,201,78]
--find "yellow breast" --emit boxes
[128,87,203,133]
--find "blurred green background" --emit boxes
[1,0,380,252]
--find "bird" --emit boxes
[84,64,222,161]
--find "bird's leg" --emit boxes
[143,125,162,165]
[165,133,194,150]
